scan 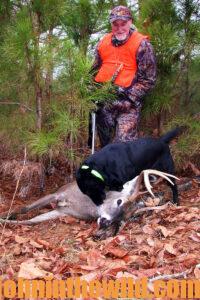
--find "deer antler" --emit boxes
[128,169,179,203]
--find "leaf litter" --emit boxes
[0,173,200,299]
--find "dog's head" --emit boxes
[76,165,106,206]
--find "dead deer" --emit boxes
[97,169,179,229]
[0,170,178,229]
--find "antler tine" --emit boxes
[127,172,145,203]
[143,169,180,197]
[144,169,179,184]
[128,169,180,202]
[143,170,155,197]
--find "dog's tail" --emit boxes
[160,127,185,144]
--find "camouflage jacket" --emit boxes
[92,30,157,107]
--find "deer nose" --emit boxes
[99,217,111,229]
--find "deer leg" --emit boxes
[0,209,66,225]
[19,194,59,214]
[0,193,60,220]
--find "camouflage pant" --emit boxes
[95,100,141,147]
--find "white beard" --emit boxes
[115,33,128,41]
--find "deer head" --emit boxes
[97,169,179,229]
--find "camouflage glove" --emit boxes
[117,86,127,99]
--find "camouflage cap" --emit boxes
[109,6,133,23]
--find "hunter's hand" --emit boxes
[112,100,132,113]
[117,86,127,99]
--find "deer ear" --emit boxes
[122,176,139,196]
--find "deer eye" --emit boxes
[117,199,122,206]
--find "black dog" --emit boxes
[76,128,181,206]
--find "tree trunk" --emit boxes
[44,28,53,103]
[182,0,193,107]
[35,82,43,131]
[182,46,191,107]
[138,0,144,15]
[156,112,164,135]
[31,9,44,131]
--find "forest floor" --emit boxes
[0,153,200,300]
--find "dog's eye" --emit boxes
[117,199,122,206]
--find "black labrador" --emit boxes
[76,128,181,206]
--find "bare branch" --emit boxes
[134,202,172,215]
[149,268,192,282]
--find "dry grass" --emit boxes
[0,160,44,198]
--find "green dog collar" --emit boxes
[81,165,89,169]
[91,169,104,182]
[81,165,104,182]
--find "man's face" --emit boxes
[111,19,132,41]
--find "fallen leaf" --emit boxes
[194,267,200,279]
[61,216,78,224]
[123,255,140,264]
[189,234,200,243]
[139,245,152,255]
[76,228,94,238]
[79,251,88,261]
[37,259,53,271]
[85,239,97,247]
[36,238,50,248]
[104,246,128,258]
[116,271,137,279]
[79,265,98,271]
[87,249,105,267]
[30,240,44,249]
[164,243,177,255]
[146,237,155,247]
[181,256,199,268]
[15,235,29,244]
[3,230,13,237]
[104,259,126,270]
[142,225,155,235]
[6,266,15,279]
[53,247,66,255]
[21,245,32,254]
[171,212,187,222]
[80,271,101,282]
[54,262,73,274]
[145,197,160,207]
[0,237,11,246]
[156,249,165,263]
[104,259,127,276]
[110,235,127,245]
[172,226,186,235]
[13,245,21,256]
[157,225,171,238]
[177,253,198,263]
[18,260,53,279]
[133,268,161,278]
[135,235,145,244]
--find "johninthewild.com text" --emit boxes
[1,276,200,299]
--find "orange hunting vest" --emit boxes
[95,31,149,88]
